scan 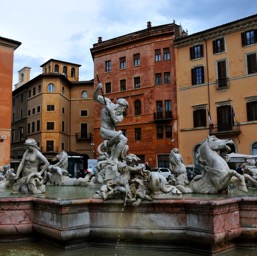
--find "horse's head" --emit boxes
[205,135,234,153]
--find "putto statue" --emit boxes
[12,138,50,194]
[47,151,69,185]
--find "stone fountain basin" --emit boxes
[0,185,257,254]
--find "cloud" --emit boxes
[1,0,257,87]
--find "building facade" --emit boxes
[91,21,185,168]
[11,59,94,169]
[175,14,257,165]
[0,36,21,166]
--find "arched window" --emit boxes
[252,142,257,155]
[134,100,141,116]
[81,90,88,98]
[48,83,55,92]
[63,66,67,76]
[54,64,59,73]
[71,68,75,77]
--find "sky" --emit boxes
[1,0,257,88]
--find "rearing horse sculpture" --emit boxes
[190,135,247,194]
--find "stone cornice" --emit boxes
[174,14,257,48]
[0,36,21,50]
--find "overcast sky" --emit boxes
[1,0,257,88]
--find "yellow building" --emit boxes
[175,14,257,165]
[11,59,94,171]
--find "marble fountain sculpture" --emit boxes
[1,83,257,254]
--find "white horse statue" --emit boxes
[190,135,247,194]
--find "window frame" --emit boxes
[155,49,161,62]
[135,128,142,140]
[190,44,204,60]
[213,38,225,54]
[191,66,204,85]
[133,53,140,66]
[105,60,112,72]
[193,108,207,128]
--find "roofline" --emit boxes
[40,58,81,67]
[90,22,181,58]
[174,13,257,45]
[0,36,21,50]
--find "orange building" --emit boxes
[175,14,257,166]
[0,36,21,166]
[11,59,94,171]
[91,21,186,168]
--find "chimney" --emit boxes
[98,36,102,43]
[147,21,151,30]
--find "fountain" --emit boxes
[1,83,257,255]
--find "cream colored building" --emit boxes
[175,14,257,166]
[11,59,94,170]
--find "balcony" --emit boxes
[154,111,172,123]
[216,78,230,90]
[209,123,241,136]
[76,133,92,142]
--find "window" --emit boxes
[164,72,170,84]
[27,123,30,134]
[48,83,55,92]
[157,126,163,139]
[213,38,225,54]
[81,90,88,98]
[105,60,111,72]
[38,84,41,93]
[46,140,54,152]
[120,79,126,91]
[217,60,228,88]
[37,106,41,113]
[121,129,126,137]
[63,66,67,75]
[54,64,59,73]
[62,142,64,150]
[47,122,54,130]
[156,101,163,118]
[81,110,88,116]
[32,122,35,133]
[191,66,204,85]
[247,53,257,74]
[120,57,126,69]
[247,100,257,121]
[155,73,162,85]
[28,90,31,97]
[20,110,23,119]
[163,48,170,60]
[217,105,233,131]
[134,100,141,116]
[157,155,169,168]
[62,121,64,132]
[105,82,111,93]
[47,105,55,111]
[134,77,141,88]
[165,126,172,138]
[21,93,23,102]
[62,87,65,94]
[165,100,172,118]
[28,110,31,116]
[193,109,206,128]
[133,53,140,66]
[81,123,88,139]
[71,67,75,77]
[32,108,35,115]
[62,107,65,114]
[252,142,257,155]
[18,127,23,141]
[155,49,161,61]
[135,128,141,140]
[190,44,204,60]
[37,120,40,132]
[242,29,257,46]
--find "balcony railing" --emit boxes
[209,123,241,136]
[76,133,92,142]
[154,111,172,122]
[216,78,230,90]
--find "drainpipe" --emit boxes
[203,36,211,132]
